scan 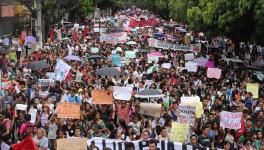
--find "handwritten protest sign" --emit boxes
[181,96,203,118]
[185,62,197,72]
[184,53,194,61]
[125,51,136,59]
[112,54,121,67]
[207,68,222,79]
[113,86,132,101]
[76,71,82,82]
[194,57,208,67]
[16,104,27,111]
[91,89,113,104]
[57,138,88,150]
[53,59,71,81]
[170,122,189,143]
[220,111,242,129]
[178,105,196,126]
[246,83,259,98]
[57,103,80,119]
[205,61,214,68]
[139,103,161,118]
[100,32,128,45]
[38,79,54,86]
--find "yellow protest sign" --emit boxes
[181,101,203,118]
[57,138,88,150]
[246,83,259,98]
[170,122,189,143]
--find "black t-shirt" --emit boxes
[63,124,75,137]
[198,135,210,148]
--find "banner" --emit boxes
[207,68,222,79]
[91,89,113,104]
[53,59,71,81]
[129,18,157,27]
[178,105,196,126]
[87,137,215,150]
[38,79,54,86]
[246,83,259,98]
[170,122,189,143]
[100,32,128,45]
[57,102,80,119]
[220,111,242,129]
[148,38,201,52]
[185,62,197,72]
[112,54,121,67]
[57,138,88,150]
[139,103,161,118]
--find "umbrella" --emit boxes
[136,89,164,98]
[147,52,165,58]
[95,67,121,77]
[64,55,83,62]
[88,55,102,60]
[126,41,137,45]
[27,60,48,71]
[0,47,7,54]
[25,36,36,43]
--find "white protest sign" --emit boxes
[185,62,197,72]
[220,111,242,129]
[178,105,196,126]
[46,72,55,79]
[38,79,54,86]
[53,59,71,82]
[28,108,37,123]
[113,86,133,101]
[139,103,161,118]
[184,53,194,61]
[16,104,27,111]
[162,63,171,69]
[207,68,222,79]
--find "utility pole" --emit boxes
[35,0,43,50]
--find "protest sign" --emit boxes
[205,61,214,68]
[125,51,136,59]
[38,79,54,86]
[113,86,132,101]
[57,138,88,150]
[178,105,196,126]
[181,96,203,118]
[194,57,208,67]
[100,32,128,45]
[139,103,161,118]
[246,83,259,98]
[180,96,200,102]
[76,71,83,82]
[148,56,159,64]
[46,72,55,79]
[170,122,189,143]
[185,62,197,72]
[220,111,242,129]
[53,59,71,82]
[57,102,80,119]
[91,89,113,104]
[162,63,171,69]
[16,104,27,111]
[112,54,121,67]
[28,109,37,123]
[91,47,99,53]
[184,53,194,61]
[207,68,222,79]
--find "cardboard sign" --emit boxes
[207,68,222,79]
[57,103,80,119]
[184,53,194,61]
[185,62,197,72]
[246,83,259,98]
[178,105,196,126]
[91,89,113,104]
[170,122,189,143]
[220,111,242,129]
[57,138,88,150]
[139,103,161,118]
[113,86,132,101]
[38,79,54,86]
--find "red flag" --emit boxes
[49,27,55,43]
[12,136,37,150]
[235,118,246,141]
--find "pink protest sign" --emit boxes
[205,61,214,68]
[220,111,242,129]
[207,68,222,79]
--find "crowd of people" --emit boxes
[1,7,264,150]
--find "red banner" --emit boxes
[129,18,157,27]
